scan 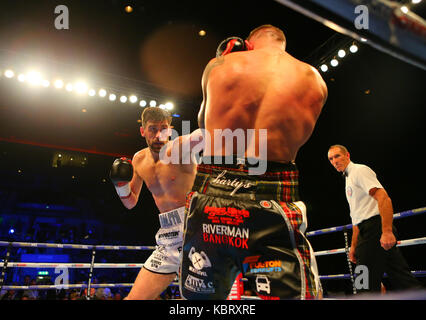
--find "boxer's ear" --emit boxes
[140,126,145,137]
[245,40,254,50]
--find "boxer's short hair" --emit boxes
[328,144,349,154]
[247,24,286,44]
[141,107,172,127]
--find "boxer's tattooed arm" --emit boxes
[198,57,225,129]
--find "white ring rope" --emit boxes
[1,208,424,296]
[314,236,426,257]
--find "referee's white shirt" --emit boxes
[344,161,383,225]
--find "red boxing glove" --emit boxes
[216,37,253,57]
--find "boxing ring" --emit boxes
[1,207,424,299]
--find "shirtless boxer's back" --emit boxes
[180,25,328,300]
[201,27,327,162]
[111,107,196,300]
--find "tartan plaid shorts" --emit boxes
[180,158,321,300]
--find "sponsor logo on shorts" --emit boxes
[159,210,182,228]
[204,206,249,226]
[202,223,249,249]
[184,274,215,293]
[249,260,282,274]
[255,275,271,294]
[158,231,180,239]
[184,247,215,293]
[242,256,282,274]
[149,258,163,269]
[188,247,212,270]
[260,200,272,209]
[211,170,254,196]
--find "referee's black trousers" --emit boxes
[355,215,422,293]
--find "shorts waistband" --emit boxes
[198,156,297,177]
[159,207,185,228]
[193,158,300,202]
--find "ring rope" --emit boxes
[1,207,424,297]
[314,236,426,257]
[0,283,135,291]
[0,208,423,251]
[0,241,155,250]
[3,236,422,265]
[4,263,144,268]
[306,207,426,237]
[320,270,426,280]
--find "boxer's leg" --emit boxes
[127,208,185,300]
[125,268,176,300]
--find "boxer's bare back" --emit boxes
[201,42,328,163]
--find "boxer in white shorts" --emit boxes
[143,207,185,274]
[110,107,201,299]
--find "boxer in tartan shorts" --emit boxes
[179,24,327,299]
[179,157,322,299]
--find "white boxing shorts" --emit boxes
[143,207,185,274]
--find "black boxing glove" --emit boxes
[216,37,253,58]
[110,157,133,198]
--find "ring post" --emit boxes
[0,242,12,292]
[86,248,96,300]
[343,228,357,295]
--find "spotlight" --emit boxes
[88,89,96,96]
[54,79,64,89]
[139,100,147,107]
[320,64,328,72]
[401,6,409,14]
[27,71,42,85]
[4,69,15,78]
[129,95,137,103]
[99,89,107,97]
[338,49,346,58]
[412,0,421,4]
[109,93,116,101]
[330,59,339,67]
[75,82,88,94]
[349,44,358,53]
[9,228,15,235]
[41,79,50,87]
[18,74,26,82]
[125,5,133,13]
[199,30,206,37]
[149,100,157,107]
[165,102,174,110]
[120,95,128,103]
[65,83,73,91]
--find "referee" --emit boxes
[327,144,421,294]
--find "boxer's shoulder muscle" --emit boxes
[132,149,150,176]
[132,149,146,164]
